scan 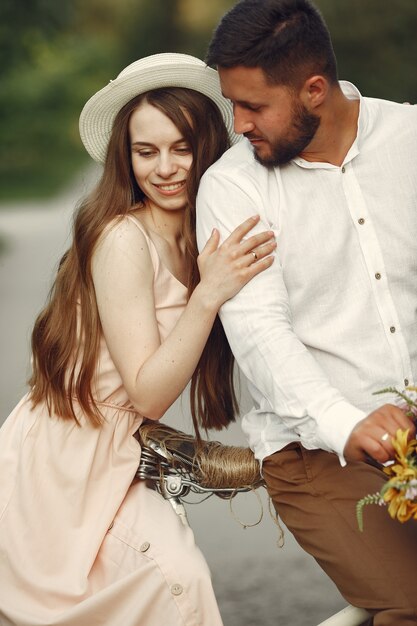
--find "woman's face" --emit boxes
[129,102,193,212]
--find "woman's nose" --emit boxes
[155,153,178,178]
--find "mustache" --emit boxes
[244,133,264,141]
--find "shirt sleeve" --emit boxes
[196,169,366,463]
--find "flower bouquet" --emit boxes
[356,387,417,531]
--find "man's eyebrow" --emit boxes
[222,94,261,107]
[235,99,262,108]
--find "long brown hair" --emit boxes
[30,87,238,431]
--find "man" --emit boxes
[196,0,417,623]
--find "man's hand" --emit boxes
[343,404,416,463]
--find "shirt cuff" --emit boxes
[315,401,367,466]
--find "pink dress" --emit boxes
[0,217,223,626]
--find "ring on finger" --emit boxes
[251,251,258,261]
[381,432,389,442]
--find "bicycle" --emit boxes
[136,422,370,626]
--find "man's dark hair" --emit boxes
[206,0,338,88]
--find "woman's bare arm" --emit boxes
[92,215,275,419]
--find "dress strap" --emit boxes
[125,214,161,272]
[126,214,151,240]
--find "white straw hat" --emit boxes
[79,52,239,163]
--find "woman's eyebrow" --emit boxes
[131,141,154,147]
[131,138,187,147]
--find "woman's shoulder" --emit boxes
[96,212,155,251]
[101,211,149,240]
[93,212,157,272]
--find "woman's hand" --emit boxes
[196,215,276,310]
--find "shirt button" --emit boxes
[390,326,396,333]
[375,272,381,280]
[341,166,346,173]
[358,218,365,225]
[171,584,183,596]
[404,379,409,386]
[140,542,150,552]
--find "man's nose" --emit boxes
[233,105,255,135]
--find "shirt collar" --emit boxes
[293,80,365,170]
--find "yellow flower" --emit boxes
[379,429,417,523]
[394,428,416,458]
[383,485,417,522]
[383,429,417,482]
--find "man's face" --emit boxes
[219,65,320,166]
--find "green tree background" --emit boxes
[1,0,415,201]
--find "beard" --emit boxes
[252,102,320,167]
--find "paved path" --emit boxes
[0,171,346,625]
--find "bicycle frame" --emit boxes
[136,423,370,626]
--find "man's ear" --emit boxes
[300,75,328,110]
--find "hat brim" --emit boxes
[79,56,239,163]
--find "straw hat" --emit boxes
[79,52,239,163]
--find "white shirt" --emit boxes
[196,82,417,464]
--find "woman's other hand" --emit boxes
[196,215,276,310]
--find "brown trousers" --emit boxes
[262,444,417,626]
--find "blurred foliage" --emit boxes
[315,0,417,102]
[0,0,416,201]
[0,0,122,199]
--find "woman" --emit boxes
[0,53,276,626]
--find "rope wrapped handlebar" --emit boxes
[138,421,264,491]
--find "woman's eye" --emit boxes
[136,150,155,158]
[175,146,191,155]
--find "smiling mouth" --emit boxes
[154,181,186,192]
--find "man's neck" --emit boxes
[299,88,360,167]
